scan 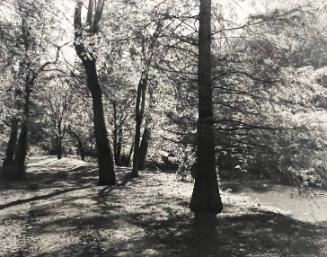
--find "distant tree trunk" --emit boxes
[83,60,116,185]
[13,78,32,179]
[112,101,123,165]
[68,129,85,161]
[78,143,85,161]
[127,140,134,167]
[112,101,118,164]
[138,121,151,170]
[116,127,123,165]
[3,118,19,168]
[54,104,66,160]
[138,79,155,171]
[56,122,63,160]
[56,135,62,160]
[131,21,163,177]
[190,0,223,227]
[132,72,148,177]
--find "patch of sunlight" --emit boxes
[99,221,146,242]
[35,232,80,254]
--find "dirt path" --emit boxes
[0,157,326,257]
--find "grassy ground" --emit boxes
[0,157,326,257]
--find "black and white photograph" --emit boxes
[0,0,326,256]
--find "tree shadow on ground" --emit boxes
[1,164,326,257]
[19,183,326,257]
[0,165,97,190]
[118,207,327,257]
[27,205,327,257]
[0,164,132,212]
[0,185,90,210]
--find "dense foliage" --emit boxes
[0,0,326,187]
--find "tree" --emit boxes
[74,0,116,185]
[4,1,48,179]
[0,0,68,179]
[210,6,327,183]
[138,115,151,170]
[67,127,86,161]
[1,4,36,179]
[2,86,21,169]
[131,19,164,177]
[43,78,74,159]
[138,82,156,170]
[190,0,223,226]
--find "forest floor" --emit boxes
[0,156,326,257]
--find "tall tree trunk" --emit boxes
[78,141,85,161]
[132,73,147,177]
[112,101,118,164]
[75,135,85,161]
[138,122,151,170]
[131,21,162,176]
[112,101,123,165]
[190,0,223,227]
[74,0,115,185]
[3,118,19,168]
[83,60,116,185]
[57,136,62,160]
[14,79,32,179]
[56,119,64,160]
[116,127,123,165]
[127,140,134,167]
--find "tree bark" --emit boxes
[132,73,147,177]
[127,140,134,167]
[13,78,32,180]
[56,135,62,160]
[78,142,86,161]
[55,110,65,160]
[138,122,151,170]
[3,118,19,168]
[112,101,118,164]
[116,127,123,165]
[83,60,116,185]
[190,0,223,225]
[74,0,116,185]
[112,101,123,165]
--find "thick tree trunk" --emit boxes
[190,0,223,226]
[13,79,32,179]
[14,122,28,179]
[83,60,116,185]
[3,118,19,168]
[138,124,151,170]
[132,73,147,177]
[74,1,115,185]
